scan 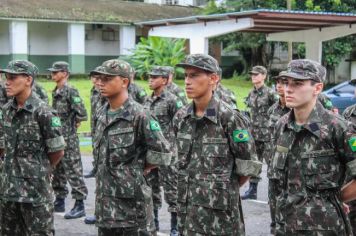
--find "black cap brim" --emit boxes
[0,69,30,75]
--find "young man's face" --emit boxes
[283,77,323,109]
[97,75,128,99]
[91,76,100,89]
[276,79,285,98]
[148,75,167,91]
[5,73,32,97]
[251,73,266,86]
[51,71,68,83]
[184,67,216,99]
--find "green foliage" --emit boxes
[127,36,186,79]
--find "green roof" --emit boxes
[0,0,196,24]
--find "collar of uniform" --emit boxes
[253,84,265,93]
[184,95,218,124]
[10,92,39,112]
[285,102,323,138]
[113,98,134,121]
[150,89,168,101]
[53,83,68,96]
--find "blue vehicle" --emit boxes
[323,80,356,114]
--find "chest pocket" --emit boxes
[55,100,69,115]
[108,128,135,165]
[17,124,41,154]
[301,149,340,190]
[201,138,229,171]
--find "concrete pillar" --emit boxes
[9,21,28,60]
[305,40,322,63]
[189,37,208,54]
[351,61,356,80]
[119,25,136,55]
[68,23,85,73]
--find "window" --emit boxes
[85,30,94,40]
[166,0,178,5]
[102,30,119,41]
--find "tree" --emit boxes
[127,36,186,79]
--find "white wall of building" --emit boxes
[28,22,67,55]
[0,21,10,54]
[85,24,120,56]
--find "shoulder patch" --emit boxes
[349,137,356,152]
[139,90,146,97]
[51,117,62,127]
[176,100,183,109]
[149,120,161,131]
[72,96,82,104]
[233,130,249,142]
[325,100,333,109]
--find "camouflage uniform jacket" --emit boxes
[245,85,278,141]
[144,89,182,164]
[90,86,106,137]
[265,100,291,175]
[215,84,237,109]
[0,81,8,107]
[343,104,356,129]
[166,82,188,105]
[173,95,262,235]
[270,102,356,235]
[52,83,87,138]
[94,98,171,228]
[128,82,147,104]
[0,92,65,204]
[33,82,49,104]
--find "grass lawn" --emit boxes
[38,77,253,154]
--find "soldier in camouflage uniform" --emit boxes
[264,72,291,234]
[128,67,148,104]
[0,77,9,107]
[242,66,279,200]
[33,81,49,104]
[84,66,107,179]
[214,67,238,109]
[342,78,356,234]
[0,60,65,235]
[165,66,188,105]
[92,59,171,236]
[270,59,356,235]
[144,66,183,236]
[174,54,262,235]
[48,61,88,219]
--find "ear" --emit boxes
[122,77,130,88]
[314,82,324,96]
[210,73,219,86]
[27,76,33,87]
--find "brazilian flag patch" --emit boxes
[176,100,183,109]
[233,130,249,142]
[178,92,185,97]
[51,117,61,127]
[139,90,146,97]
[325,101,333,109]
[73,96,81,104]
[150,120,161,131]
[349,137,356,152]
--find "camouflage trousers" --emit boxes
[349,200,356,235]
[268,179,278,234]
[146,166,178,212]
[1,201,54,236]
[250,140,265,183]
[146,168,162,210]
[98,227,150,236]
[52,135,88,200]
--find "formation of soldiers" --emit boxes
[0,54,354,236]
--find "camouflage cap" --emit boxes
[47,61,69,72]
[148,66,169,78]
[350,78,356,85]
[162,66,174,74]
[176,54,219,73]
[89,66,104,76]
[249,66,267,75]
[95,59,132,78]
[0,60,38,78]
[272,71,287,80]
[279,59,325,82]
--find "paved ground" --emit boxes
[55,155,272,236]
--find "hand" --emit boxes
[343,203,350,214]
[76,122,81,128]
